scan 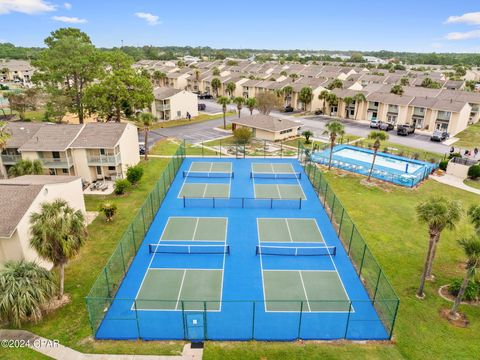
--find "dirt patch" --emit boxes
[439,308,469,328]
[42,294,71,314]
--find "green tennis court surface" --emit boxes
[263,270,350,312]
[179,183,230,198]
[161,217,227,241]
[254,184,306,200]
[135,269,223,311]
[189,162,232,172]
[252,163,295,174]
[258,218,324,243]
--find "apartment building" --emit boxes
[151,87,198,121]
[0,175,85,268]
[0,122,140,182]
[0,59,35,84]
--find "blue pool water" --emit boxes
[311,145,437,187]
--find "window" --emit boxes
[52,151,60,159]
[62,169,69,174]
[108,166,115,171]
[96,166,102,175]
[177,111,181,118]
[100,149,106,155]
[280,129,293,135]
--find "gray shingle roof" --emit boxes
[153,87,183,99]
[0,175,80,185]
[18,124,83,152]
[232,115,302,132]
[0,184,43,238]
[4,122,43,149]
[70,123,127,149]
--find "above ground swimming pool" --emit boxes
[311,145,438,187]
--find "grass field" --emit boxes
[358,139,446,162]
[464,179,480,190]
[454,122,480,149]
[149,112,235,130]
[149,138,217,156]
[0,158,185,358]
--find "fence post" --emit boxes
[119,242,126,274]
[389,301,400,340]
[344,301,352,339]
[104,267,110,296]
[348,225,355,254]
[297,301,304,339]
[141,208,146,234]
[372,270,382,303]
[330,194,336,221]
[203,301,208,340]
[131,223,137,252]
[323,185,328,206]
[181,301,187,339]
[337,208,345,236]
[133,300,141,339]
[359,245,367,276]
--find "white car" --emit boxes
[370,119,380,128]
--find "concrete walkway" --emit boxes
[430,174,480,195]
[0,330,202,360]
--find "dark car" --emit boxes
[397,124,415,136]
[430,130,449,142]
[198,103,206,111]
[378,121,394,131]
[139,145,146,155]
[314,109,323,115]
[284,105,294,113]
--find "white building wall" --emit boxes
[117,123,140,177]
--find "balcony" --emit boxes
[368,102,378,111]
[413,108,425,117]
[156,103,170,111]
[387,105,398,114]
[87,153,121,166]
[40,156,73,168]
[1,154,21,165]
[437,112,451,121]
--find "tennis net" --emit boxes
[183,171,234,178]
[250,172,302,179]
[255,245,336,256]
[149,244,230,255]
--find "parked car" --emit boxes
[198,103,206,111]
[378,121,394,131]
[198,93,213,99]
[397,124,415,136]
[139,142,146,155]
[430,130,449,142]
[284,105,294,113]
[369,119,380,128]
[314,109,323,115]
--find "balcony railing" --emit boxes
[1,154,21,165]
[156,104,170,111]
[40,156,73,168]
[387,106,398,114]
[413,108,425,116]
[87,153,121,166]
[437,114,451,121]
[368,103,378,110]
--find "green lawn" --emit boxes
[150,138,217,156]
[454,122,480,149]
[464,179,480,190]
[3,158,185,357]
[150,112,235,130]
[358,139,446,162]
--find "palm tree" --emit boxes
[390,84,404,96]
[327,79,343,90]
[299,87,313,111]
[136,113,156,161]
[246,98,256,115]
[467,204,480,235]
[194,69,201,91]
[152,71,166,86]
[0,261,56,327]
[318,90,330,114]
[30,199,87,299]
[326,93,338,115]
[323,120,345,169]
[302,130,314,144]
[415,197,462,298]
[8,159,44,178]
[226,82,236,98]
[232,97,245,118]
[283,85,293,106]
[289,73,299,83]
[212,67,221,76]
[449,236,480,319]
[211,77,221,97]
[353,93,366,120]
[343,96,354,118]
[367,131,388,181]
[217,96,230,129]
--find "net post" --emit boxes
[332,246,337,256]
[270,198,273,209]
[359,245,367,276]
[337,208,345,236]
[183,196,186,208]
[372,269,382,304]
[213,197,216,208]
[297,300,303,339]
[242,197,245,208]
[299,198,302,209]
[344,301,352,339]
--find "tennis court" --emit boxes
[93,158,396,341]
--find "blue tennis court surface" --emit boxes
[95,158,392,341]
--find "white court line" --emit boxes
[209,162,213,172]
[192,218,200,240]
[299,271,312,312]
[202,183,208,197]
[175,269,187,310]
[256,218,268,313]
[275,184,281,199]
[285,219,293,242]
[270,163,275,173]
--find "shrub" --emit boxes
[439,160,449,171]
[126,165,144,185]
[448,152,462,159]
[233,127,252,145]
[100,202,117,222]
[412,152,420,160]
[114,179,131,195]
[468,164,480,179]
[448,278,479,301]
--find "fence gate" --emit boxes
[184,312,206,341]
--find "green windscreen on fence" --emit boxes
[85,144,185,334]
[301,144,400,338]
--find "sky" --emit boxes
[1,0,480,53]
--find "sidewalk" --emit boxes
[0,330,202,360]
[430,174,480,195]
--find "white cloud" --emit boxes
[0,0,56,14]
[64,2,72,10]
[445,30,480,41]
[134,12,161,26]
[52,15,87,24]
[446,12,480,25]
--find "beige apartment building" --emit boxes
[232,114,302,141]
[0,59,35,84]
[0,175,85,268]
[152,87,198,121]
[0,122,140,182]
